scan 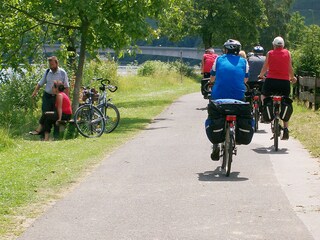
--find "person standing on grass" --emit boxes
[31,56,70,139]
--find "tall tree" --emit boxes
[0,0,181,110]
[286,12,307,49]
[160,0,266,49]
[259,0,293,51]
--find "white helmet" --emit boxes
[272,36,285,47]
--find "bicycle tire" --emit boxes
[74,105,105,138]
[274,118,279,151]
[222,127,231,175]
[254,108,259,132]
[102,103,120,133]
[226,129,234,177]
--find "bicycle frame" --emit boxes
[253,95,260,109]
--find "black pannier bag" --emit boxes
[208,101,252,117]
[205,118,225,144]
[280,97,293,122]
[262,97,274,122]
[236,116,254,145]
[207,101,253,145]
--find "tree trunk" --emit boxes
[202,29,212,49]
[72,21,89,113]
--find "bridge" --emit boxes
[43,44,223,60]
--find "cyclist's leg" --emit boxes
[261,79,273,122]
[201,73,210,98]
[211,144,220,161]
[279,80,291,139]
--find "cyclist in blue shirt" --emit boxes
[207,39,249,160]
[209,39,249,100]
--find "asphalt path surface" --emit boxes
[19,93,320,240]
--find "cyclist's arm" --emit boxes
[32,84,41,97]
[288,52,297,83]
[209,59,217,83]
[259,52,269,79]
[244,59,249,83]
[201,56,205,74]
[56,94,63,121]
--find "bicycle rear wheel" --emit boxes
[103,103,120,133]
[274,118,279,151]
[74,105,105,138]
[254,108,259,132]
[222,127,233,176]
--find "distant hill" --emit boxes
[292,0,320,25]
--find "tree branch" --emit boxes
[7,4,81,30]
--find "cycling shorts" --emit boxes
[262,78,290,97]
[247,81,264,92]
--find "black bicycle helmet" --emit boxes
[223,39,241,55]
[253,45,264,54]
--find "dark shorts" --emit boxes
[262,78,290,97]
[247,81,264,92]
[203,72,211,78]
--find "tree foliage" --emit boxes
[286,12,307,49]
[160,0,267,49]
[259,0,293,51]
[291,24,320,75]
[0,0,182,110]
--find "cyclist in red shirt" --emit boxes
[201,48,218,99]
[258,36,297,140]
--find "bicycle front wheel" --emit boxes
[103,103,120,133]
[74,105,105,138]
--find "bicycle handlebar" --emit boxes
[109,86,118,92]
[92,78,111,85]
[90,77,118,92]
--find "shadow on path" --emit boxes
[255,129,268,134]
[252,146,288,155]
[197,167,249,182]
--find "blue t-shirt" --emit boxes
[210,54,248,101]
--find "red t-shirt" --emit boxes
[56,92,72,114]
[203,53,218,73]
[267,48,290,80]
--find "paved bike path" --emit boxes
[19,93,320,240]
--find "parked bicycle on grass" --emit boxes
[74,78,120,138]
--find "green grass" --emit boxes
[0,73,199,238]
[290,101,320,157]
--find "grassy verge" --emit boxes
[0,73,199,239]
[290,101,320,158]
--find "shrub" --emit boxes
[291,25,320,76]
[138,61,170,76]
[82,57,119,86]
[0,128,15,151]
[0,66,42,135]
[169,60,197,78]
[138,60,196,77]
